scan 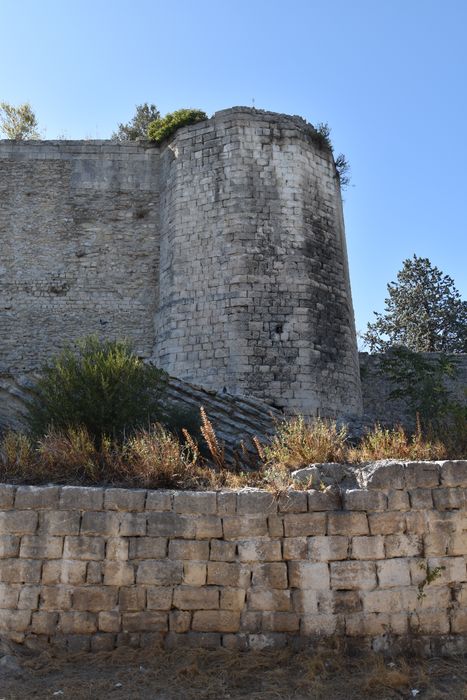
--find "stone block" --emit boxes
[410,609,450,635]
[277,491,308,513]
[39,510,80,536]
[405,511,427,534]
[288,561,329,589]
[358,462,405,490]
[0,583,19,608]
[300,614,337,636]
[238,539,282,562]
[210,539,236,561]
[80,511,120,536]
[73,586,117,612]
[332,590,362,613]
[220,587,245,611]
[129,537,167,560]
[194,515,223,539]
[217,491,237,515]
[262,611,299,632]
[119,586,146,611]
[424,531,449,556]
[387,490,410,511]
[0,609,32,632]
[20,535,63,559]
[169,539,209,561]
[343,490,387,512]
[307,489,341,511]
[170,610,191,633]
[251,563,288,589]
[31,611,58,635]
[449,533,467,556]
[222,516,268,539]
[146,587,173,610]
[40,586,72,611]
[145,490,172,511]
[328,512,368,536]
[207,561,250,588]
[104,488,146,511]
[345,612,391,637]
[60,486,104,510]
[106,537,129,561]
[15,485,60,509]
[147,512,195,538]
[368,512,405,535]
[0,485,15,509]
[362,588,417,614]
[409,489,434,510]
[173,491,217,514]
[405,462,440,488]
[308,535,349,561]
[377,558,411,587]
[86,561,103,584]
[192,610,240,633]
[248,589,291,612]
[0,535,20,558]
[63,536,105,560]
[292,589,318,613]
[440,460,467,487]
[103,561,135,586]
[433,488,466,511]
[42,559,87,585]
[267,515,284,537]
[173,586,219,610]
[136,560,183,586]
[330,561,376,590]
[18,585,40,610]
[351,536,385,560]
[183,561,206,586]
[283,513,326,537]
[426,556,467,584]
[119,513,147,536]
[122,612,168,632]
[236,490,276,515]
[451,609,467,633]
[59,612,97,635]
[0,510,37,535]
[98,611,121,633]
[0,558,41,583]
[282,537,307,560]
[385,534,422,558]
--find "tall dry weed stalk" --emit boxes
[200,407,227,469]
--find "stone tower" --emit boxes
[154,108,362,419]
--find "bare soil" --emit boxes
[0,644,466,699]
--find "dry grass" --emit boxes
[1,644,466,699]
[0,411,465,490]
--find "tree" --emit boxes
[0,102,40,139]
[112,103,160,141]
[364,255,467,353]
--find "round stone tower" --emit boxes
[154,107,362,420]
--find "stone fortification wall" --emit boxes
[0,140,160,372]
[155,108,362,419]
[0,107,363,426]
[0,460,466,654]
[359,353,467,428]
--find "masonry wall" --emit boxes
[155,109,362,418]
[0,460,466,654]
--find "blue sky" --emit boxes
[1,0,466,342]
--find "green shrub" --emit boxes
[147,109,208,143]
[26,336,168,445]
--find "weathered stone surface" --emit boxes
[330,561,376,590]
[183,561,206,586]
[15,486,60,510]
[136,560,183,586]
[173,491,217,515]
[283,513,326,537]
[308,536,349,561]
[328,512,369,536]
[39,510,80,536]
[237,539,282,562]
[222,516,268,539]
[173,587,219,610]
[207,562,250,588]
[104,489,146,512]
[288,562,329,589]
[63,536,105,561]
[129,537,167,560]
[209,539,236,562]
[80,511,120,536]
[103,561,135,586]
[169,540,209,561]
[351,536,385,560]
[0,510,37,535]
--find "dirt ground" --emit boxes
[0,644,466,699]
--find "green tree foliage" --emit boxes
[364,255,467,353]
[112,103,160,141]
[147,109,208,144]
[0,102,40,139]
[26,337,169,444]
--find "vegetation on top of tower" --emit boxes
[112,103,161,141]
[147,109,208,144]
[313,122,350,188]
[0,101,40,140]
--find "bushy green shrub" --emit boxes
[147,109,208,143]
[26,336,168,445]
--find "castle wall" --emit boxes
[0,460,466,653]
[0,140,161,375]
[155,109,362,419]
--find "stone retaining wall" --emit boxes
[0,460,466,654]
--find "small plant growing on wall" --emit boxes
[147,109,208,144]
[26,336,169,446]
